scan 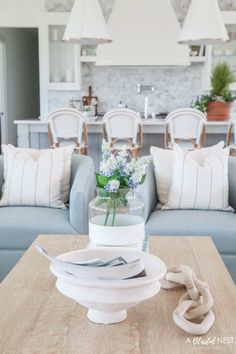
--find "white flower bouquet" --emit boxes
[95,141,150,226]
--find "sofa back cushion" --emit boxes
[150,141,224,207]
[163,144,233,211]
[2,145,74,204]
[0,145,73,208]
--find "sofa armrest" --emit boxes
[229,156,236,211]
[137,159,158,222]
[69,155,96,234]
[0,156,4,198]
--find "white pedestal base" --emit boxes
[87,309,127,324]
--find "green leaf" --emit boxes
[122,198,128,206]
[95,173,109,188]
[211,62,235,99]
[98,189,109,199]
[109,174,120,181]
[110,193,120,200]
[120,177,129,187]
[139,175,146,185]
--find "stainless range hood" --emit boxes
[96,0,190,66]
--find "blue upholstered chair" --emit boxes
[0,154,95,281]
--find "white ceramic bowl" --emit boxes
[50,248,166,324]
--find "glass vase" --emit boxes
[89,188,145,246]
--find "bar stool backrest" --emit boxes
[165,108,206,149]
[227,118,236,146]
[48,108,86,148]
[102,109,142,145]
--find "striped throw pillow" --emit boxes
[0,145,68,208]
[163,144,233,211]
[150,141,224,206]
[2,145,74,203]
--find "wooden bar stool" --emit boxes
[102,108,143,158]
[226,118,236,156]
[165,108,206,150]
[48,108,88,155]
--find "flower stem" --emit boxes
[104,210,109,226]
[112,201,116,226]
[104,201,110,226]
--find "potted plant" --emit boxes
[192,62,236,121]
[89,141,150,246]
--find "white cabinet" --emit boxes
[43,13,81,92]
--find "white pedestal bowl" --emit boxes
[50,248,166,324]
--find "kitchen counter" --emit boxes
[14,117,230,136]
[14,118,230,168]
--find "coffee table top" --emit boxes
[0,235,235,354]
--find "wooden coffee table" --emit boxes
[0,235,235,354]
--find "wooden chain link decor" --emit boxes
[161,265,215,335]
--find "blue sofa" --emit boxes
[139,156,236,283]
[0,154,95,281]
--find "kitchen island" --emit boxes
[14,118,230,168]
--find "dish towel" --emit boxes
[161,265,215,335]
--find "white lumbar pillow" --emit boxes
[0,145,73,208]
[2,145,74,203]
[150,141,225,206]
[163,144,232,211]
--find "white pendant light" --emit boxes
[63,0,112,45]
[178,0,229,45]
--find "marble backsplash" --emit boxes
[46,0,236,114]
[48,64,202,114]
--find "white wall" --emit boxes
[0,0,44,26]
[0,28,40,145]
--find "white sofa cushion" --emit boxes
[163,144,232,211]
[2,145,73,203]
[150,141,224,206]
[0,145,73,208]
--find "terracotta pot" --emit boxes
[207,101,232,121]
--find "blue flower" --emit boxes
[105,180,120,193]
[101,140,111,160]
[100,155,117,177]
[98,141,151,190]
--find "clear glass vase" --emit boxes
[89,188,145,246]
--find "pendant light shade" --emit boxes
[63,0,112,45]
[178,0,229,45]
